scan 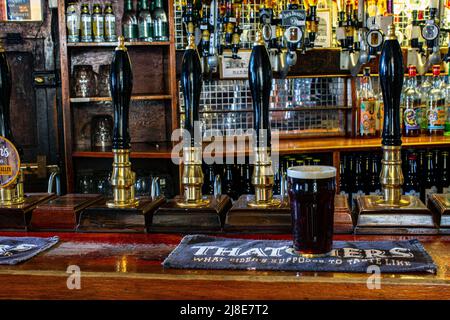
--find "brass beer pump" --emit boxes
[224,31,292,233]
[149,35,232,233]
[355,25,436,234]
[0,42,58,230]
[78,37,165,233]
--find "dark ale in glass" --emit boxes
[287,166,336,256]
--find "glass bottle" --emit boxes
[152,0,169,41]
[356,67,377,137]
[427,65,446,136]
[442,151,450,193]
[403,154,421,198]
[66,3,80,43]
[419,73,432,134]
[104,3,117,42]
[202,164,215,195]
[80,4,93,42]
[92,4,105,42]
[351,155,366,209]
[445,74,450,136]
[368,154,382,196]
[138,0,153,41]
[403,65,421,137]
[223,164,238,200]
[423,152,438,204]
[241,164,254,194]
[122,0,138,41]
[339,156,349,197]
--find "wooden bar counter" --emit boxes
[0,232,449,300]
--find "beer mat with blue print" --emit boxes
[0,236,59,265]
[163,235,436,273]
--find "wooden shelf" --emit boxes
[67,41,171,47]
[72,143,173,159]
[70,94,172,103]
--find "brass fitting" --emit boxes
[0,170,24,205]
[376,145,409,207]
[178,146,209,207]
[248,147,280,207]
[106,149,139,208]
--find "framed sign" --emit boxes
[219,49,251,79]
[0,0,43,22]
[315,9,332,48]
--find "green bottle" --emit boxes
[138,0,153,41]
[122,0,138,41]
[152,0,168,41]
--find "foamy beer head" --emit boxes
[287,166,336,257]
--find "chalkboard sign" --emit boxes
[0,0,43,21]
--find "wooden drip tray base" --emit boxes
[224,194,354,234]
[0,193,56,231]
[149,195,232,233]
[355,195,438,235]
[428,194,450,234]
[78,197,165,233]
[31,194,104,231]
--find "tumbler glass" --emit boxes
[287,165,336,257]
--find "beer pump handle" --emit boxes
[379,24,404,147]
[110,36,133,150]
[181,34,202,147]
[0,43,14,142]
[249,31,272,148]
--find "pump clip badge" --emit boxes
[0,136,20,188]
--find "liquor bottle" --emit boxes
[241,164,254,194]
[138,0,153,41]
[122,0,138,41]
[423,152,438,204]
[403,154,421,198]
[376,90,384,137]
[403,65,421,137]
[367,154,382,196]
[202,164,215,195]
[442,151,450,193]
[351,155,366,209]
[427,65,446,136]
[66,3,80,43]
[356,67,377,137]
[223,164,238,200]
[104,3,117,42]
[445,74,450,135]
[339,156,349,197]
[80,4,93,42]
[419,74,432,134]
[152,0,169,41]
[92,4,105,42]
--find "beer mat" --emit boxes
[0,236,59,265]
[162,235,436,274]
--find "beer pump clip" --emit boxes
[149,34,232,233]
[0,41,60,230]
[355,25,436,235]
[78,37,165,233]
[406,0,442,75]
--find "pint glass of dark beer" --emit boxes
[287,166,336,257]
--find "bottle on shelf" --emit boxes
[80,4,93,42]
[445,73,450,136]
[427,65,445,136]
[138,0,153,42]
[403,153,421,198]
[122,0,139,42]
[66,3,80,43]
[152,0,169,41]
[104,2,117,42]
[419,73,432,134]
[339,156,349,198]
[423,152,438,204]
[356,67,377,138]
[367,154,382,196]
[222,164,238,200]
[441,151,450,193]
[203,164,215,195]
[403,65,421,137]
[241,164,254,195]
[92,3,105,42]
[350,155,366,209]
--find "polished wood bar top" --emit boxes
[0,232,448,300]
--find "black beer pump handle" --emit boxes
[110,36,133,150]
[181,34,202,147]
[249,31,272,148]
[379,24,404,147]
[0,43,13,142]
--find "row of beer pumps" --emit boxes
[181,0,450,77]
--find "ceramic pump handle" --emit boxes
[249,32,272,148]
[379,25,404,147]
[181,35,202,146]
[0,45,13,142]
[110,37,133,150]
